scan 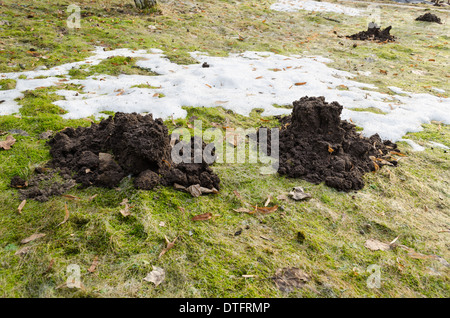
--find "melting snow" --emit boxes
[1,47,449,144]
[270,0,364,16]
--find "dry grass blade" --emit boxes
[58,203,70,226]
[159,236,178,258]
[20,233,46,244]
[88,256,99,273]
[192,212,213,221]
[17,199,26,214]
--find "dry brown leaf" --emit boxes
[21,233,46,244]
[17,199,26,214]
[62,194,80,200]
[264,195,272,207]
[192,212,213,221]
[159,236,177,258]
[144,266,165,286]
[289,187,312,201]
[15,246,32,256]
[58,203,70,226]
[294,82,307,86]
[233,207,253,213]
[88,256,99,273]
[272,268,311,292]
[364,239,391,251]
[88,194,98,201]
[0,135,16,150]
[119,198,131,217]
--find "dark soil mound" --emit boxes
[46,112,220,192]
[347,26,395,42]
[415,13,442,24]
[258,96,399,192]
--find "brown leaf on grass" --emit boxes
[289,187,312,201]
[364,239,391,251]
[88,256,99,273]
[17,199,26,214]
[15,246,32,256]
[88,194,98,201]
[272,268,311,292]
[119,198,131,217]
[276,194,289,201]
[0,135,16,150]
[252,205,278,214]
[144,266,165,286]
[192,212,213,221]
[264,195,272,207]
[43,259,55,275]
[233,207,253,213]
[177,184,219,197]
[20,233,46,244]
[58,203,70,226]
[159,236,178,258]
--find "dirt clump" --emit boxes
[415,13,442,24]
[258,96,399,192]
[46,112,220,192]
[347,25,395,42]
[18,169,76,202]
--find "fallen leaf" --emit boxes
[119,198,131,217]
[233,207,253,213]
[144,266,165,286]
[0,135,16,150]
[88,194,98,201]
[21,233,46,244]
[43,259,55,274]
[264,195,272,207]
[328,145,334,153]
[15,246,32,256]
[192,212,213,221]
[364,239,391,251]
[159,236,177,258]
[184,184,218,197]
[294,82,307,86]
[87,256,99,273]
[272,268,310,292]
[17,199,26,214]
[289,187,312,201]
[58,203,70,226]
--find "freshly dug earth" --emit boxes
[259,96,399,192]
[17,169,76,202]
[347,26,395,42]
[46,112,220,191]
[415,13,442,24]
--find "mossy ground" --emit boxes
[0,0,449,298]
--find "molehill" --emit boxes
[260,96,400,192]
[45,112,220,192]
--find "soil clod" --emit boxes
[44,112,220,193]
[415,13,442,24]
[258,96,399,192]
[347,25,395,42]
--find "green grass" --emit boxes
[0,0,449,298]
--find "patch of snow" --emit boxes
[399,139,425,151]
[1,47,449,143]
[270,0,364,16]
[428,141,449,150]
